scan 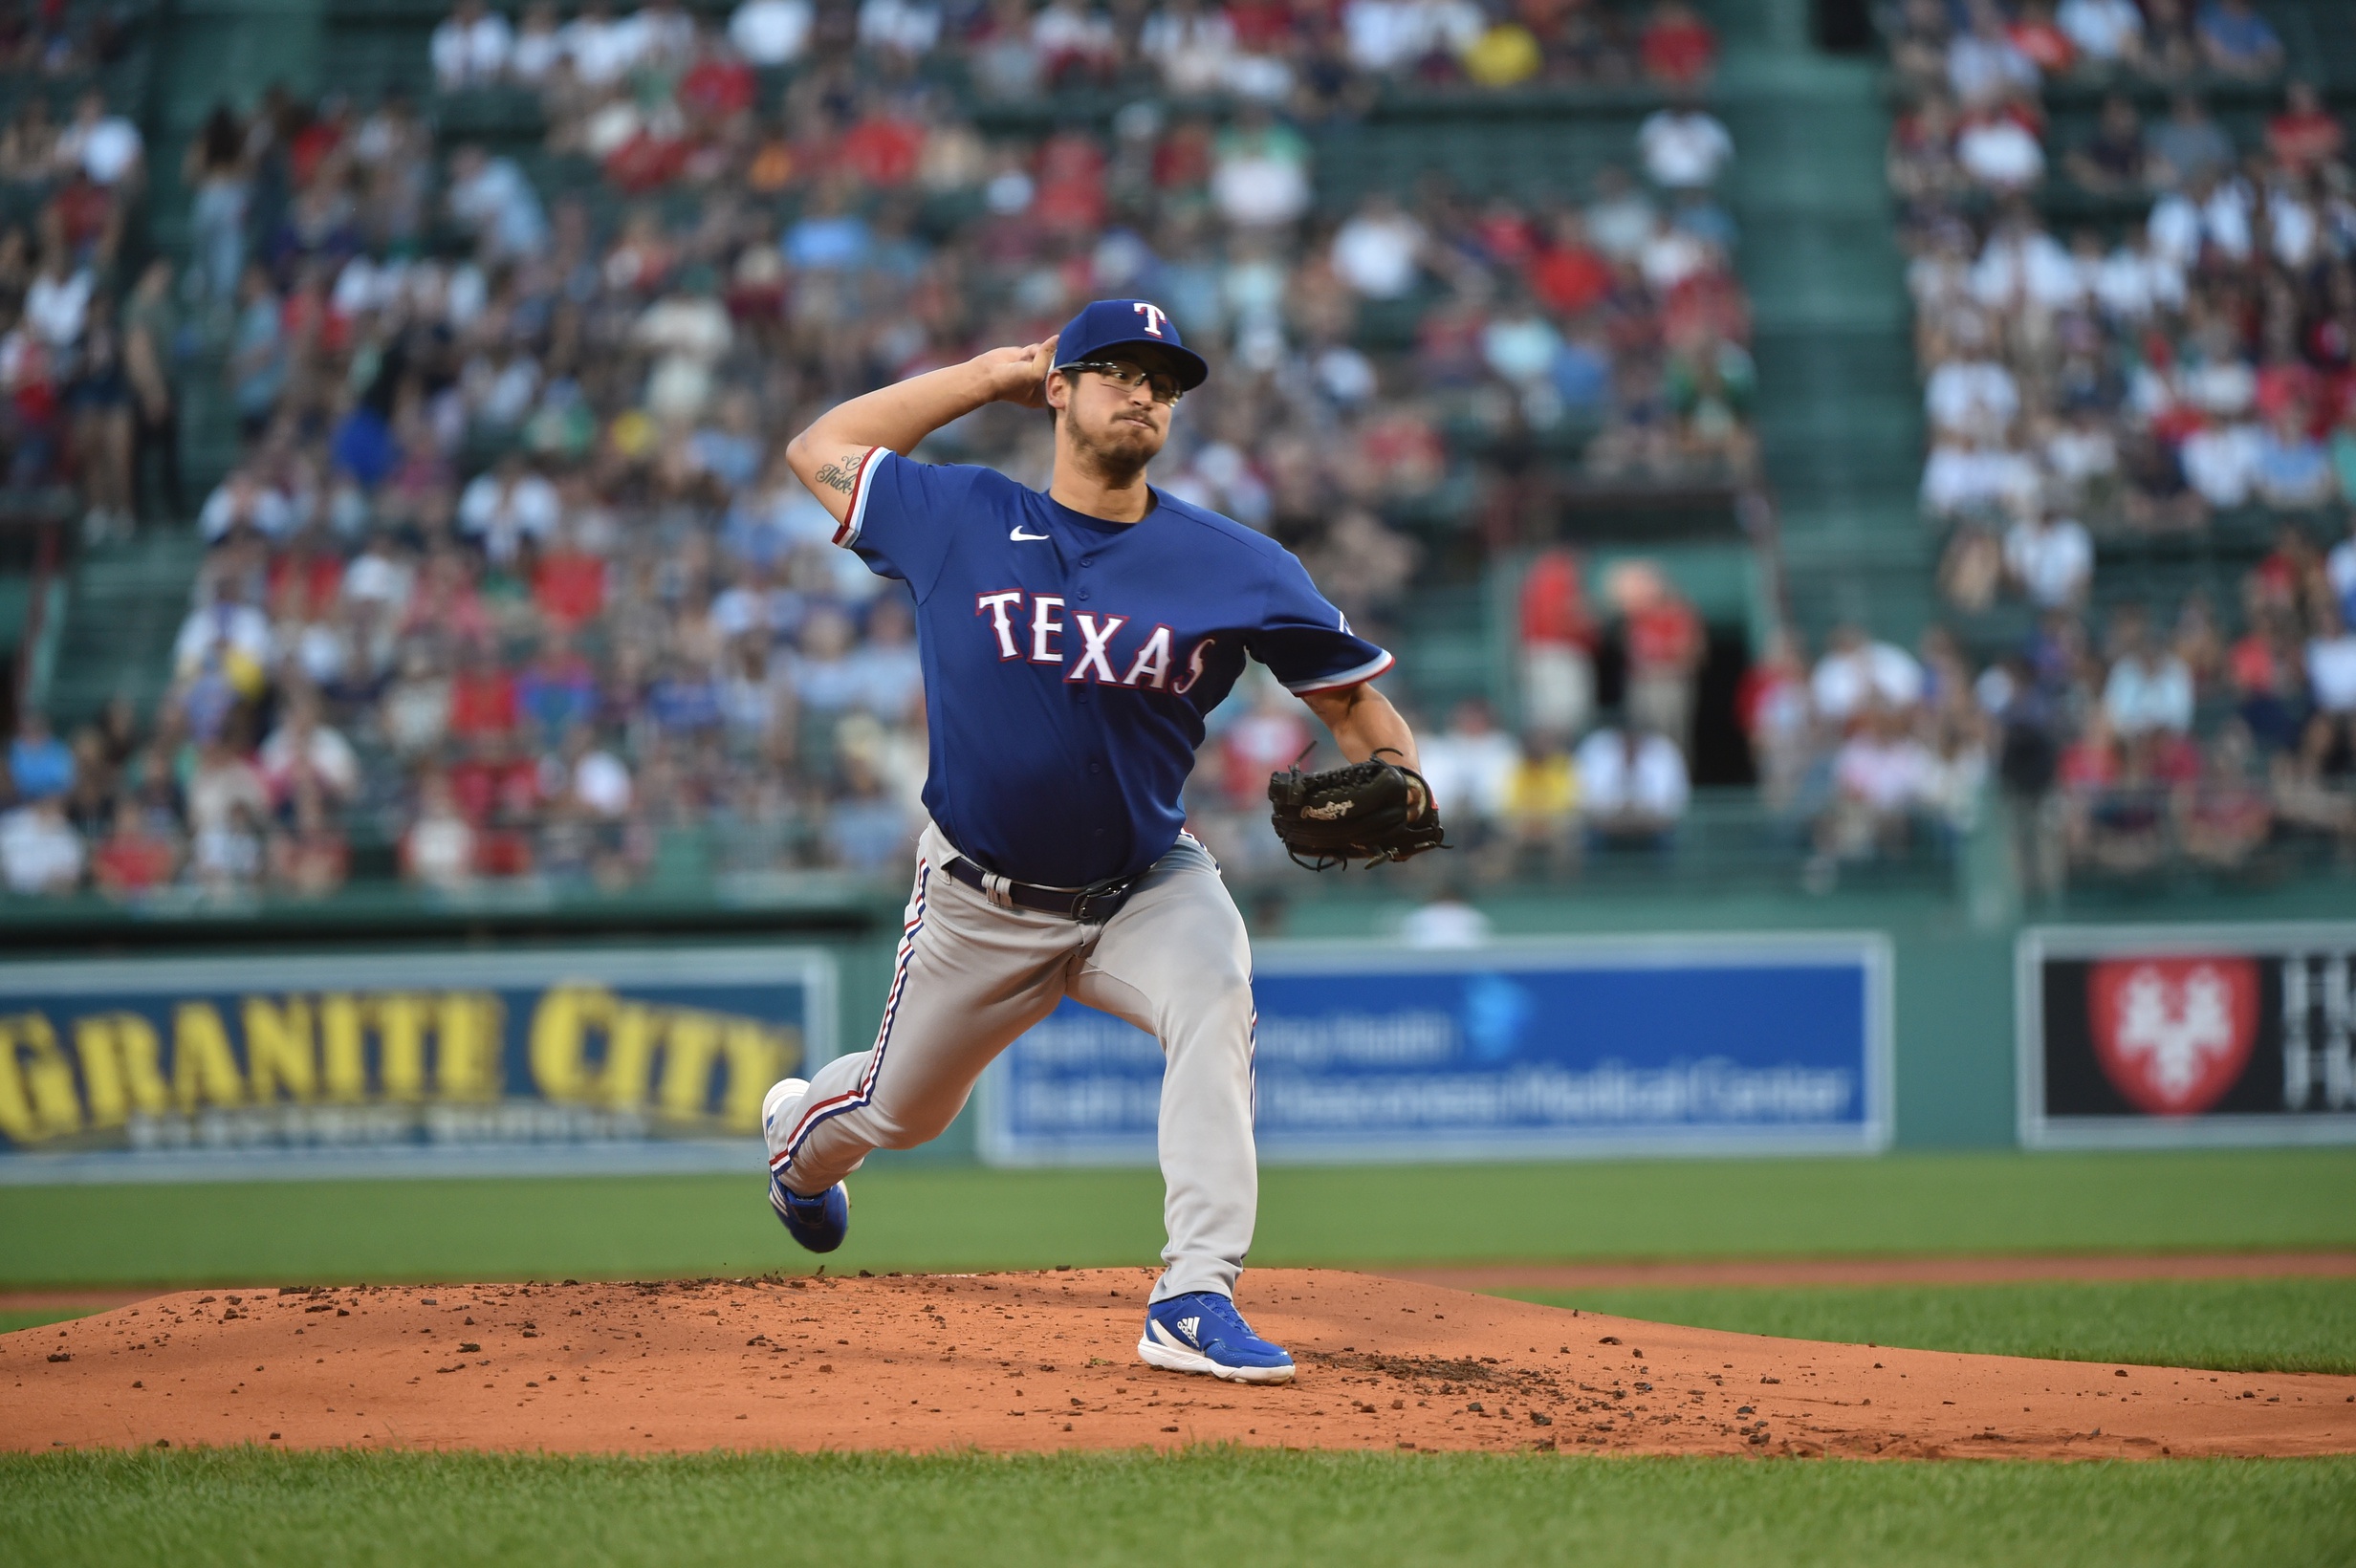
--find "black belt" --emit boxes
[942,856,1138,923]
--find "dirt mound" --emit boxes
[8,1269,2352,1459]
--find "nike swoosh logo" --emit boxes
[1010,527,1050,541]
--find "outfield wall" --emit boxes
[5,880,2353,1178]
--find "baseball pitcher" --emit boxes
[764,299,1445,1383]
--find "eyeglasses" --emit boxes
[1063,359,1184,404]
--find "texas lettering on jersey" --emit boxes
[971,591,1217,694]
[836,450,1390,887]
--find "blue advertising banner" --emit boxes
[0,947,834,1183]
[979,935,1891,1165]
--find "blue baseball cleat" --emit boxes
[769,1173,850,1253]
[762,1078,850,1254]
[1138,1292,1296,1383]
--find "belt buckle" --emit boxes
[1070,878,1127,924]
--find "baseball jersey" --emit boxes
[836,450,1392,888]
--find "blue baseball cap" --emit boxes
[1053,298,1210,392]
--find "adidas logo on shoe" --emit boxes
[1136,1293,1295,1384]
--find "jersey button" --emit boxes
[1080,557,1094,567]
[1089,762,1102,773]
[1077,589,1091,600]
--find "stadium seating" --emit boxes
[0,0,2347,922]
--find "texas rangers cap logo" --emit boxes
[2086,956,2258,1116]
[1053,298,1210,390]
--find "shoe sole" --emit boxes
[1136,1334,1297,1384]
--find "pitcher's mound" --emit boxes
[9,1269,2352,1459]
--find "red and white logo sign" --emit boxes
[2087,957,2258,1116]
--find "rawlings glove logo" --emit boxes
[1267,754,1450,871]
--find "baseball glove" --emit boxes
[1267,751,1449,871]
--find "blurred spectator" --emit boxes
[730,0,814,63]
[2178,723,2271,870]
[1637,102,1733,190]
[1811,626,1924,725]
[1400,887,1492,947]
[2003,510,2092,609]
[2005,1,2076,75]
[2065,95,2150,194]
[1817,704,1935,864]
[2252,410,2335,511]
[2310,602,2356,720]
[1575,723,1688,848]
[458,455,560,563]
[1418,697,1518,835]
[2269,82,2345,176]
[403,772,477,892]
[92,798,178,897]
[184,105,251,309]
[269,781,351,896]
[0,797,83,894]
[446,144,546,259]
[2056,0,2145,68]
[1517,549,1597,736]
[125,258,185,525]
[2193,0,2281,80]
[1219,682,1316,812]
[61,90,142,189]
[1946,7,2038,105]
[1956,100,2044,193]
[1638,1,1715,88]
[1613,561,1703,752]
[1330,192,1426,300]
[432,0,514,88]
[2101,610,2193,737]
[8,712,74,801]
[1495,731,1579,877]
[2147,93,2233,187]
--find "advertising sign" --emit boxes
[2018,924,2356,1148]
[0,947,834,1182]
[980,934,1890,1165]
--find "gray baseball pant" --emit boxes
[774,819,1258,1302]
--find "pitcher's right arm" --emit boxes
[784,338,1059,526]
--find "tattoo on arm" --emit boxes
[812,453,863,495]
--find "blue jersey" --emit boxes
[837,450,1391,887]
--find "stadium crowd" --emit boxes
[1870,0,2356,885]
[0,0,1769,899]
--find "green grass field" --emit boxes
[2,1449,2351,1568]
[1510,1278,2356,1375]
[6,1148,2352,1288]
[6,1148,2351,1565]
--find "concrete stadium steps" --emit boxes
[43,531,207,727]
[1385,581,1502,719]
[1749,327,1923,502]
[1709,9,1926,655]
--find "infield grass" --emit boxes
[1508,1277,2356,1375]
[3,1448,2351,1568]
[4,1147,2351,1289]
